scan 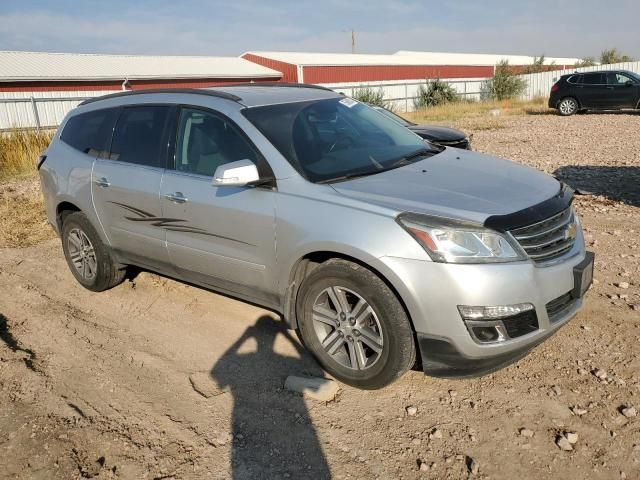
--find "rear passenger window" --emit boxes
[109,106,170,167]
[174,108,258,177]
[583,73,604,85]
[61,108,118,158]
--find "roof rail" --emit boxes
[219,81,336,92]
[79,88,242,106]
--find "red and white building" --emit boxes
[241,50,580,84]
[0,51,281,128]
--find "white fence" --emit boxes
[320,78,487,112]
[519,61,640,100]
[0,90,113,130]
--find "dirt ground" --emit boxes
[1,112,639,480]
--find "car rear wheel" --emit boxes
[61,212,126,292]
[296,259,416,389]
[558,97,579,116]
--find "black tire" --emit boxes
[296,259,415,389]
[61,212,126,292]
[557,97,579,116]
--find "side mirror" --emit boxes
[212,159,260,187]
[625,80,635,87]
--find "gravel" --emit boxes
[2,113,640,479]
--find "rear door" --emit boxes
[603,72,638,108]
[579,73,607,108]
[160,106,277,304]
[92,105,174,270]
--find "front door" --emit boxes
[92,105,173,270]
[603,72,639,108]
[160,106,277,304]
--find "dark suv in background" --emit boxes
[549,70,640,115]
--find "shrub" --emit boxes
[522,55,554,74]
[413,79,459,109]
[481,61,527,101]
[351,86,387,108]
[575,57,596,68]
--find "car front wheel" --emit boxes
[296,259,416,389]
[558,97,579,116]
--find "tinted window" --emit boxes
[583,73,605,85]
[567,75,582,84]
[606,72,633,85]
[243,98,433,183]
[109,106,170,167]
[174,108,258,177]
[60,108,118,157]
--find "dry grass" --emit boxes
[0,178,55,248]
[0,129,53,180]
[405,97,551,124]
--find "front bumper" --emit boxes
[380,236,591,377]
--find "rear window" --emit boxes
[60,108,119,158]
[567,75,582,84]
[109,106,171,167]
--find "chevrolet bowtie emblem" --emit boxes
[565,222,577,240]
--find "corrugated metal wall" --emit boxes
[520,61,640,100]
[303,65,493,84]
[320,78,488,112]
[0,77,280,129]
[0,90,114,129]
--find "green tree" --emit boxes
[481,61,527,101]
[522,55,555,74]
[413,79,459,109]
[574,57,596,67]
[351,86,387,108]
[600,48,633,65]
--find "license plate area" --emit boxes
[573,251,595,298]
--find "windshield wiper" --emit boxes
[317,171,379,184]
[388,148,434,168]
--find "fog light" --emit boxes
[458,303,536,344]
[471,326,501,342]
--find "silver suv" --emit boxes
[39,85,594,389]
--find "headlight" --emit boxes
[397,213,526,264]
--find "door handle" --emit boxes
[163,192,188,204]
[94,177,111,188]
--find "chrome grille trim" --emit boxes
[510,207,576,263]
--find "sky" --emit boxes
[1,0,638,59]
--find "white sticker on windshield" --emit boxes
[339,97,358,108]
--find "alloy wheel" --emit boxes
[311,286,384,371]
[559,98,578,115]
[67,228,97,280]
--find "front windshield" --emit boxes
[243,98,435,183]
[375,107,413,127]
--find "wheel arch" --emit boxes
[282,249,417,336]
[55,200,82,233]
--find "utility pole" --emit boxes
[351,29,355,54]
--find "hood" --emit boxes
[330,148,561,225]
[409,124,466,141]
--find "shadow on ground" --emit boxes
[211,315,331,479]
[554,166,640,207]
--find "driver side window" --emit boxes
[174,108,258,177]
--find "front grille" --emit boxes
[502,310,539,338]
[510,208,576,263]
[546,291,577,322]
